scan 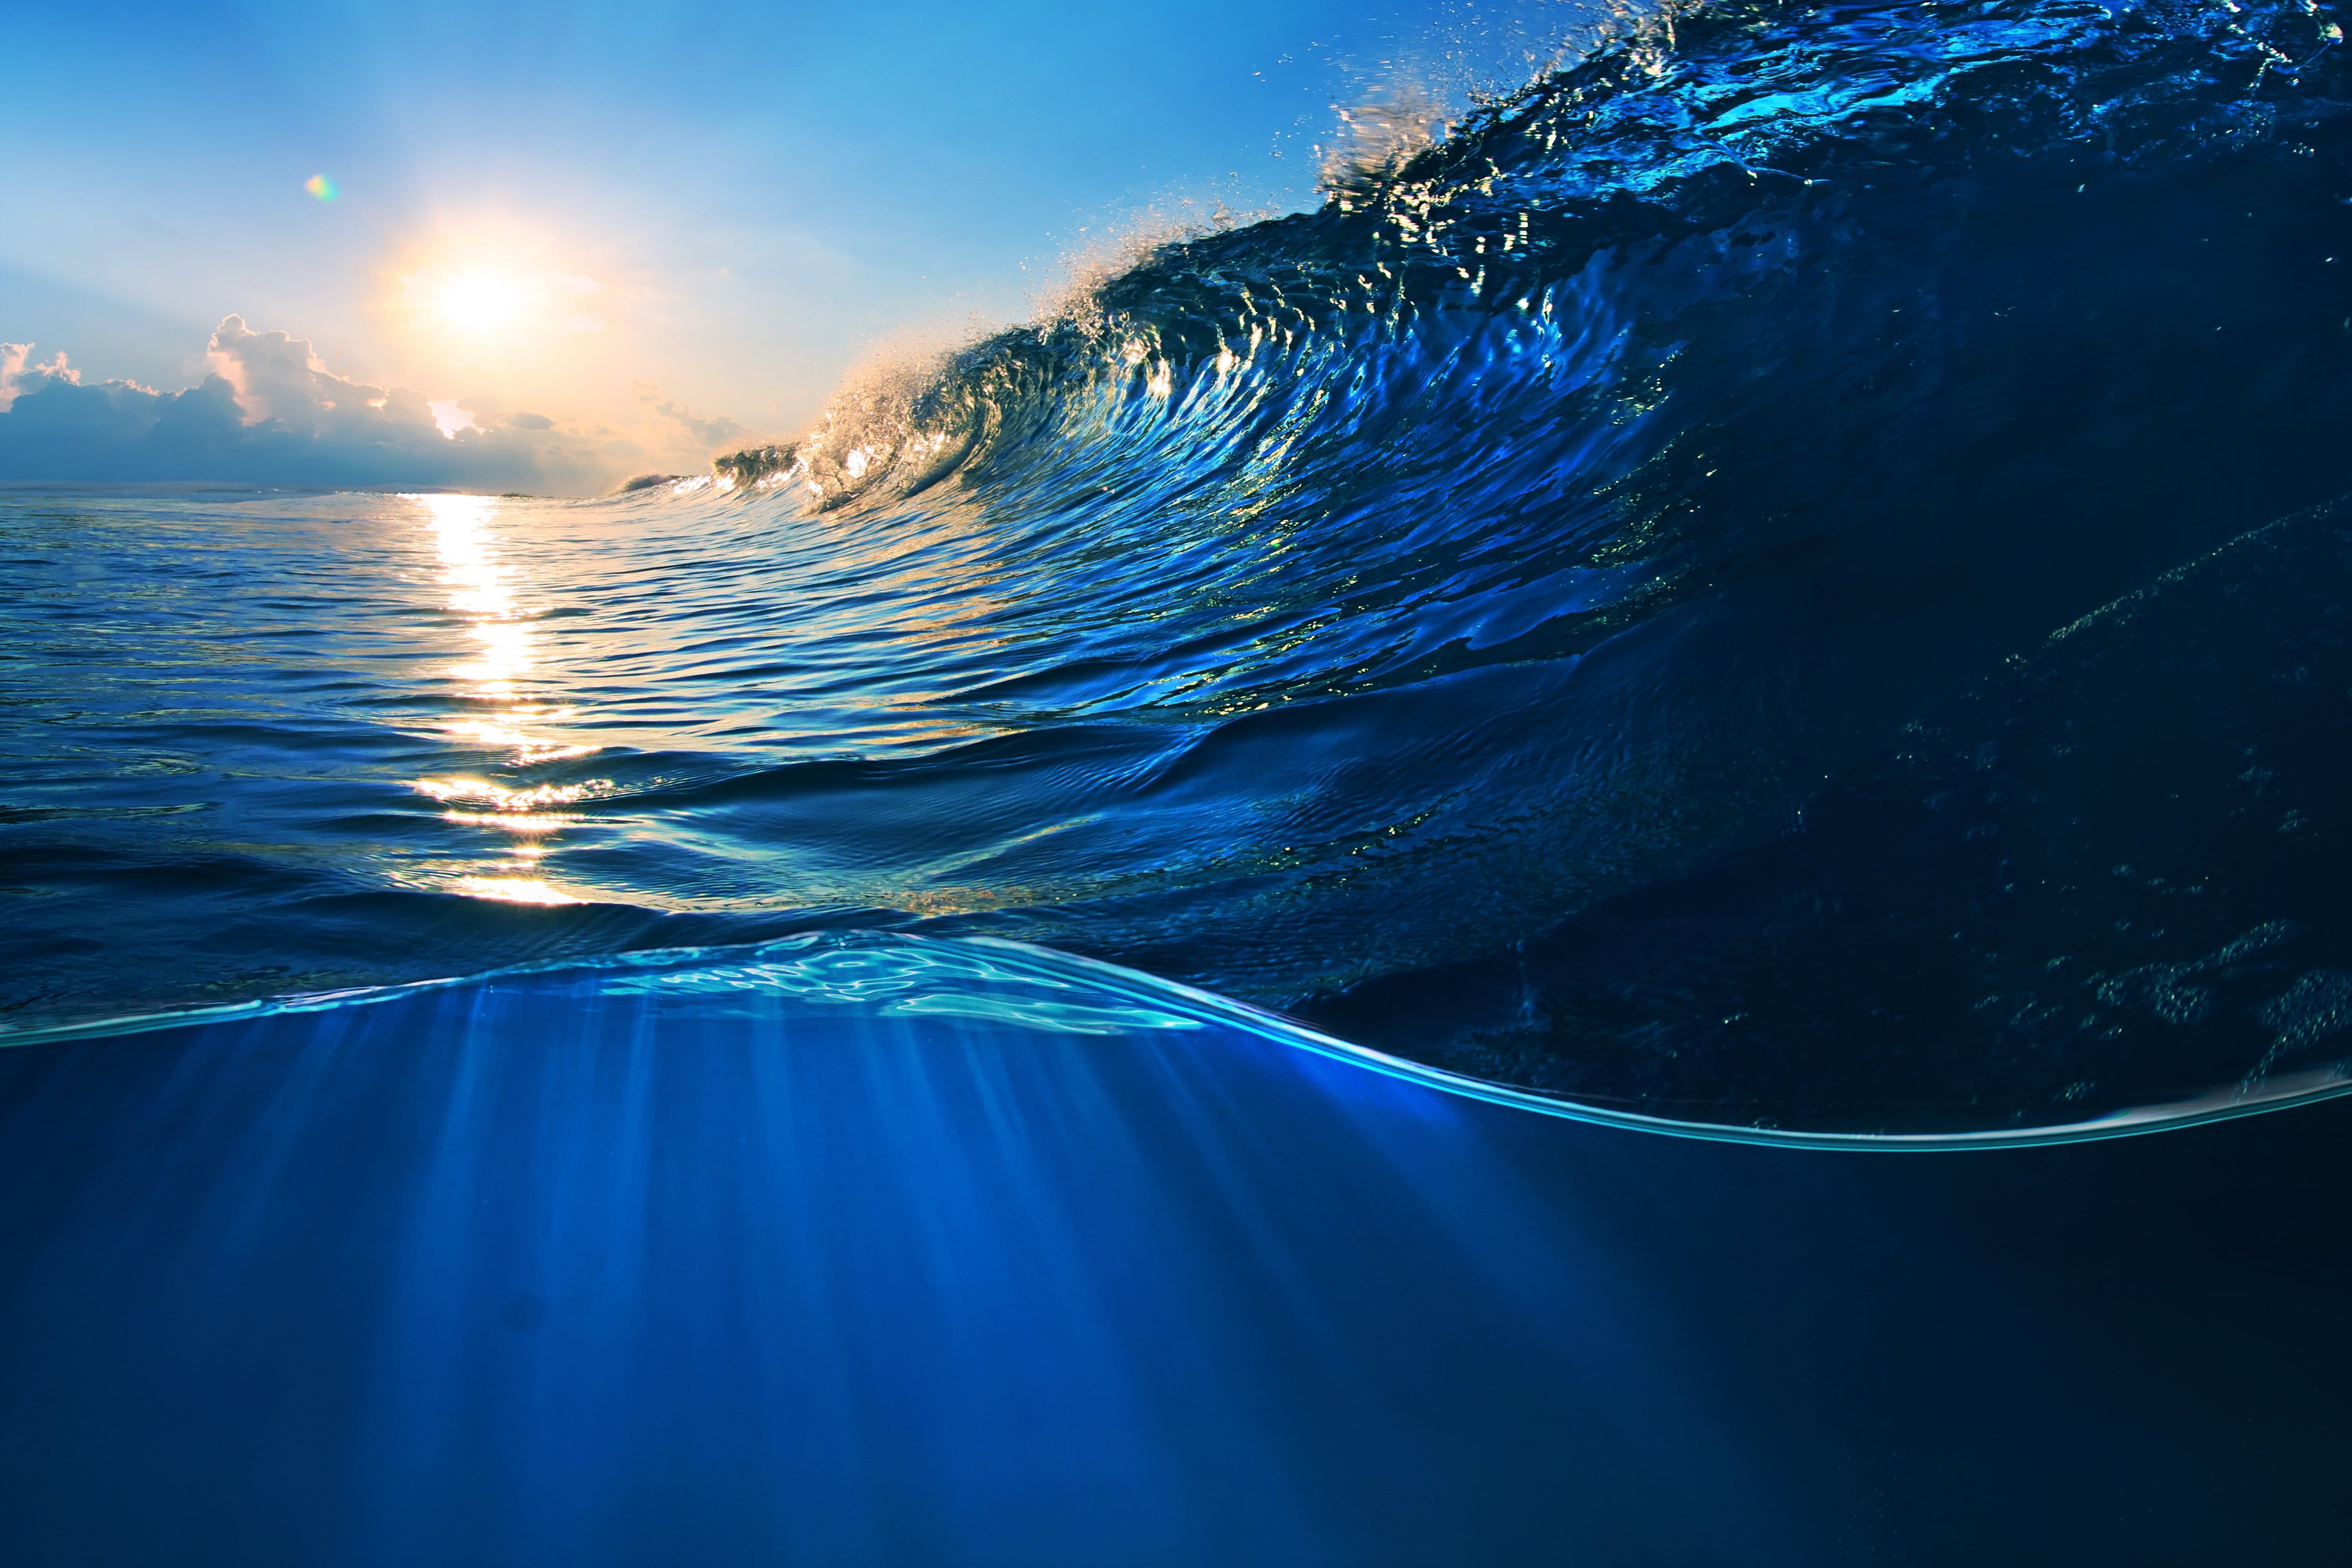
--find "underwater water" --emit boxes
[2,940,2349,1564]
[16,0,2352,1133]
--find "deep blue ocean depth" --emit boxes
[7,0,2352,1556]
[3,943,2350,1564]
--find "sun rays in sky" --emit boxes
[392,219,612,365]
[403,260,606,342]
[0,0,1385,492]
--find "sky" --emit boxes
[0,0,1589,494]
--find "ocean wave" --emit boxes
[679,0,2352,1127]
[8,0,2352,1133]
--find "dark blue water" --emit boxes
[3,942,2349,1564]
[9,0,2352,1553]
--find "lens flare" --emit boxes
[303,174,338,201]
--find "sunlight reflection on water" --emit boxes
[411,493,596,905]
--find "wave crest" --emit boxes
[576,0,2352,1129]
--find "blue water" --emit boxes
[10,0,2352,1553]
[11,0,2352,1134]
[2,942,2349,1563]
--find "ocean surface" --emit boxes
[9,0,2352,1135]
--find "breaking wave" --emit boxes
[11,0,2352,1134]
[688,0,2352,1130]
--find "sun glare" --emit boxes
[397,235,607,358]
[433,271,531,335]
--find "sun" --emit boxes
[389,225,612,376]
[432,270,532,335]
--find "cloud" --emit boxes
[633,379,750,451]
[0,317,631,494]
[0,343,96,412]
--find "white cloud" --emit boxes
[0,343,34,411]
[0,317,641,494]
[0,342,115,412]
[205,316,339,428]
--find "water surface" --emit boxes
[10,0,2352,1134]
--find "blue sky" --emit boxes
[0,0,1583,490]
